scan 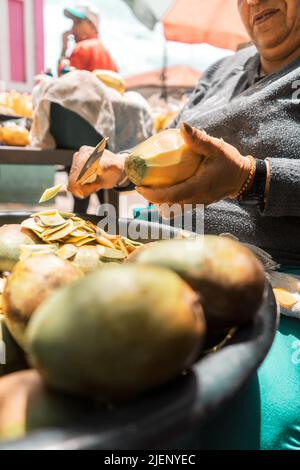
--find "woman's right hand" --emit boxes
[68,145,128,199]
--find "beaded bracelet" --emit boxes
[232,155,256,200]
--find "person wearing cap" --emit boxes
[60,3,118,73]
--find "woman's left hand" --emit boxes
[136,122,253,207]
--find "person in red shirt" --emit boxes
[60,3,118,73]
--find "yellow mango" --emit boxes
[125,128,202,187]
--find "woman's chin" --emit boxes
[254,29,292,53]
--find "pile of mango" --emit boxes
[0,91,33,119]
[0,216,266,442]
[0,125,30,147]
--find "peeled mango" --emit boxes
[129,236,266,329]
[0,225,37,272]
[124,128,202,187]
[26,265,206,401]
[0,370,93,442]
[2,255,82,349]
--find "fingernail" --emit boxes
[181,122,193,134]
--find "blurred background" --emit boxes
[44,0,232,77]
[0,0,233,92]
[0,0,248,216]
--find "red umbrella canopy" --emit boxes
[124,0,250,51]
[163,0,249,50]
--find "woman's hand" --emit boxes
[68,146,127,199]
[137,123,253,207]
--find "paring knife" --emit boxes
[76,137,108,184]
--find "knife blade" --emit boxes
[76,137,108,184]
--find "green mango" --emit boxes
[2,255,82,349]
[0,225,37,273]
[26,265,205,401]
[129,236,266,329]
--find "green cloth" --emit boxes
[176,269,300,450]
[201,316,300,450]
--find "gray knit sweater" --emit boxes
[170,45,300,266]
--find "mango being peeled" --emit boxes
[124,128,202,187]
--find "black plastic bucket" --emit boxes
[0,212,279,450]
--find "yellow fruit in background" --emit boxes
[125,128,202,187]
[93,69,125,95]
[153,111,179,133]
[0,125,30,147]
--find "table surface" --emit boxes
[0,146,74,166]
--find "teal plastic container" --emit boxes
[133,204,161,223]
[0,165,55,205]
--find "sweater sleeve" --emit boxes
[169,57,226,129]
[263,158,300,217]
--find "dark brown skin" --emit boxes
[68,146,127,199]
[238,0,300,74]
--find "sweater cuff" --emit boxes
[263,158,300,217]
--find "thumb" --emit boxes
[180,122,218,157]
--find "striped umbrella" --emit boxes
[123,0,249,51]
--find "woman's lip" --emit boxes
[253,9,280,26]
